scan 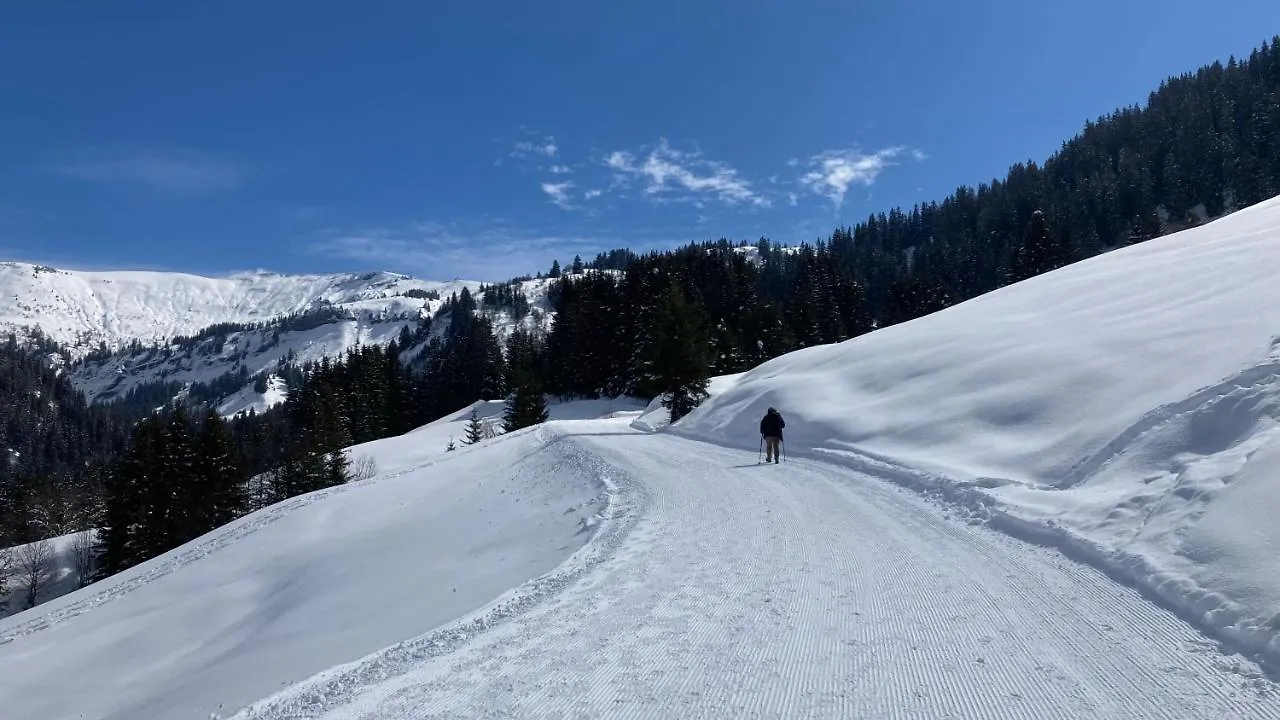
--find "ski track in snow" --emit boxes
[231,423,1280,720]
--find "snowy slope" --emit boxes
[69,316,420,408]
[675,194,1280,669]
[3,412,1276,720]
[0,407,619,720]
[0,262,481,353]
[0,395,649,620]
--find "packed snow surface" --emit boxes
[3,414,1277,719]
[677,194,1280,669]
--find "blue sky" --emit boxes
[2,1,1277,282]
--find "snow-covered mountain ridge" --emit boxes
[1,261,559,415]
[0,261,480,354]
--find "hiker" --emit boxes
[759,406,785,463]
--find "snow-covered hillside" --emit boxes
[0,261,563,413]
[676,194,1280,669]
[6,203,1280,718]
[0,398,649,719]
[0,262,483,354]
[3,402,1274,719]
[66,274,558,414]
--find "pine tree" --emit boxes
[463,408,485,444]
[649,282,714,424]
[98,415,166,575]
[192,410,246,533]
[503,374,549,432]
[1011,210,1052,283]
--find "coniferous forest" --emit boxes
[4,36,1280,605]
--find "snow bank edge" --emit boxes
[226,426,648,720]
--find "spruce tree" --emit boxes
[98,415,165,575]
[649,282,713,424]
[463,408,485,444]
[193,410,246,533]
[1012,210,1056,282]
[503,374,549,432]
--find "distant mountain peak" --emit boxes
[0,261,483,355]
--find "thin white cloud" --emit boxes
[541,181,575,210]
[548,164,572,174]
[512,136,558,158]
[308,220,668,282]
[798,146,924,208]
[584,188,603,200]
[602,138,768,208]
[53,147,248,197]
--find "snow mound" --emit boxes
[0,414,625,720]
[674,195,1280,669]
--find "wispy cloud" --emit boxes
[499,127,925,215]
[512,135,558,159]
[541,181,575,210]
[798,146,923,208]
[53,147,249,197]
[602,138,768,208]
[309,222,588,282]
[308,219,685,282]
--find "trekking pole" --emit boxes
[781,439,786,462]
[758,435,764,463]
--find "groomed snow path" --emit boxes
[239,420,1279,719]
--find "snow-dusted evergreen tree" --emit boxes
[98,414,166,576]
[463,408,485,445]
[649,282,713,423]
[191,410,246,535]
[503,374,549,432]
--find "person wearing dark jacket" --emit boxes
[759,407,785,463]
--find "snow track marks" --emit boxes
[233,425,1279,719]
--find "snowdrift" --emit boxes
[0,410,616,720]
[674,195,1280,669]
